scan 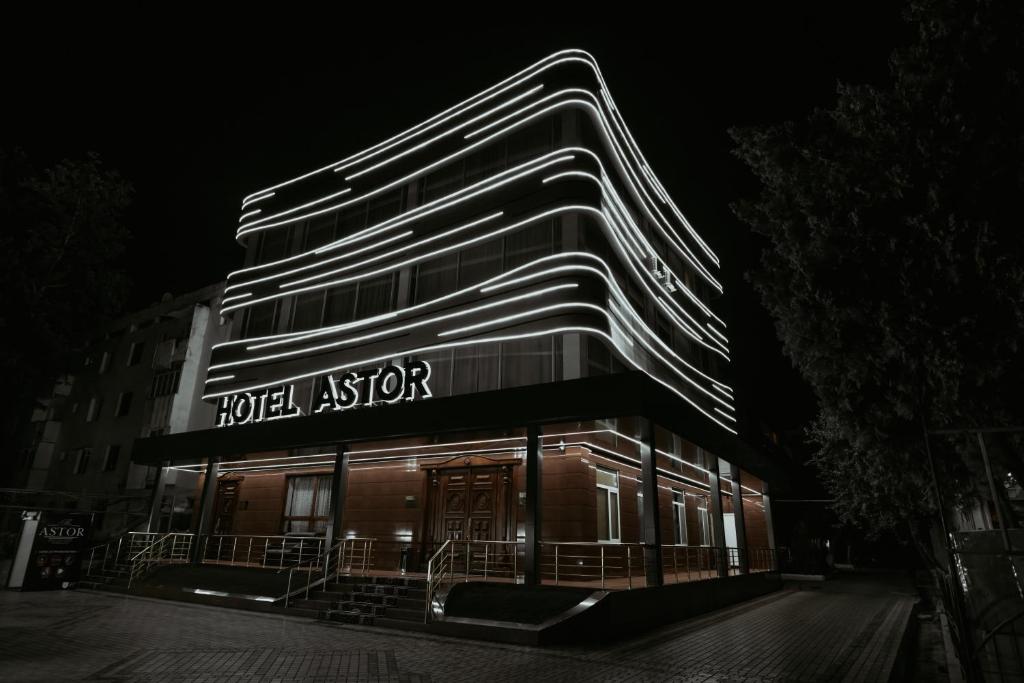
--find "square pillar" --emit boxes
[729,463,749,574]
[146,461,170,533]
[190,456,220,565]
[639,418,663,587]
[706,453,728,578]
[524,424,543,586]
[323,444,350,552]
[763,483,777,570]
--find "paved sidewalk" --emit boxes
[0,573,916,682]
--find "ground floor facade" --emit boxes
[134,373,780,592]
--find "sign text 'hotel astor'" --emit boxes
[214,361,432,428]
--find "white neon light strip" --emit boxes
[213,249,732,415]
[241,191,275,209]
[238,209,261,223]
[235,50,718,275]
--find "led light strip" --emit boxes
[212,251,733,415]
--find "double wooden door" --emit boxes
[424,460,516,548]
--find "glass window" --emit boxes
[151,369,181,398]
[500,337,554,389]
[245,301,278,338]
[458,239,503,289]
[114,392,133,417]
[421,161,464,204]
[304,212,338,251]
[337,202,367,237]
[86,396,103,422]
[697,505,712,546]
[127,342,145,366]
[504,219,557,271]
[672,491,688,545]
[324,283,357,326]
[412,254,458,305]
[283,474,333,533]
[366,189,404,226]
[103,445,120,472]
[291,291,325,331]
[74,448,92,475]
[260,228,290,263]
[464,142,507,186]
[596,467,620,542]
[452,343,500,394]
[354,273,395,319]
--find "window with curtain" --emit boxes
[500,337,554,389]
[244,301,278,338]
[366,189,404,225]
[458,239,503,289]
[503,219,556,271]
[412,254,458,305]
[672,492,688,545]
[354,273,395,319]
[453,343,500,395]
[596,467,620,542]
[283,475,333,533]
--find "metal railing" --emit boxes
[662,545,722,584]
[424,540,454,622]
[423,539,523,622]
[197,534,326,569]
[283,537,375,607]
[543,541,644,589]
[127,532,193,588]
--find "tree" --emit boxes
[730,0,1024,557]
[0,150,133,483]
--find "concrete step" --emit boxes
[382,606,424,622]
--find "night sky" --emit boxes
[3,8,906,436]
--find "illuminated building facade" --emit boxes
[134,50,779,596]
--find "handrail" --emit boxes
[126,532,194,589]
[424,539,454,623]
[282,537,375,607]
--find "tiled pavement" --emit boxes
[0,576,916,682]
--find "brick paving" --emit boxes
[0,578,915,682]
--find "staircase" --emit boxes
[288,575,429,630]
[78,559,132,591]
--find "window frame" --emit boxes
[595,467,621,543]
[281,474,333,534]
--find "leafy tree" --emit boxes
[730,0,1024,559]
[0,150,133,484]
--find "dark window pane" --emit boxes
[354,274,395,319]
[464,142,507,186]
[245,301,278,337]
[260,228,290,262]
[291,291,325,331]
[452,343,500,395]
[412,254,458,305]
[337,202,367,238]
[500,337,553,389]
[366,189,404,226]
[304,212,338,251]
[421,161,464,204]
[504,219,555,271]
[458,239,503,289]
[324,284,357,325]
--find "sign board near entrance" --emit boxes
[215,361,431,428]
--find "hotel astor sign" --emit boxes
[215,361,431,428]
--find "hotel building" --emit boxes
[130,50,782,620]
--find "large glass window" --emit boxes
[304,212,338,251]
[412,254,458,305]
[672,491,687,545]
[291,290,325,331]
[323,283,357,326]
[596,467,621,542]
[245,301,279,337]
[283,474,333,533]
[354,273,396,319]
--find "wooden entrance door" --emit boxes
[423,456,517,553]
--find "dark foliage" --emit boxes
[730,0,1024,541]
[0,150,132,481]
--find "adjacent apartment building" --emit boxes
[21,283,229,535]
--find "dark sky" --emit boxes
[3,7,907,434]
